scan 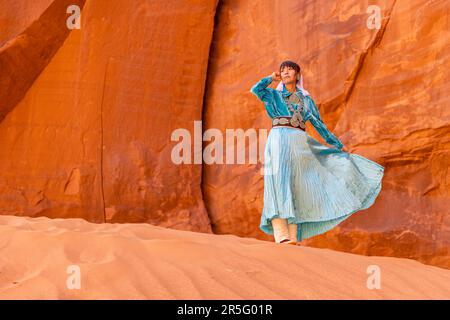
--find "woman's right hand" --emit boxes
[271,71,281,82]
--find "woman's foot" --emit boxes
[279,238,297,245]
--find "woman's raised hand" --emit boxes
[271,71,281,82]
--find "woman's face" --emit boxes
[280,66,298,84]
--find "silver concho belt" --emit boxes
[272,116,306,131]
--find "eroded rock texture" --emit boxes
[0,0,217,232]
[0,0,449,269]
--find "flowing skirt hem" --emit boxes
[260,171,384,242]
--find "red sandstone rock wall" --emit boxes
[0,0,449,269]
[0,0,216,232]
[0,0,86,122]
[0,0,54,46]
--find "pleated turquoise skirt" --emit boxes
[260,127,384,241]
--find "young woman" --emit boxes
[250,60,384,245]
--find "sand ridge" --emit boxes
[0,215,449,299]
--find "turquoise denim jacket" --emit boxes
[250,75,344,150]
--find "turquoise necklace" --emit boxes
[283,92,306,129]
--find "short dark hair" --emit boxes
[279,60,301,74]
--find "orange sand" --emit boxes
[0,214,449,299]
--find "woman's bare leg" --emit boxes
[271,217,290,243]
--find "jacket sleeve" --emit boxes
[308,97,344,150]
[250,75,277,117]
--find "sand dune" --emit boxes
[0,214,449,299]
